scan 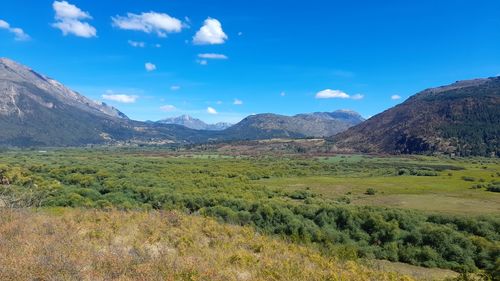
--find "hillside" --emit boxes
[0,209,417,281]
[0,58,127,120]
[157,115,233,130]
[333,78,500,156]
[223,110,364,140]
[0,58,214,146]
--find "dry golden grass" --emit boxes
[0,208,416,281]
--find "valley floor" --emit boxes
[260,156,500,215]
[0,149,498,280]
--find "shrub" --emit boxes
[365,188,377,195]
[486,185,500,193]
[485,182,500,193]
[289,190,313,200]
[397,168,411,176]
[461,176,476,182]
[397,168,438,176]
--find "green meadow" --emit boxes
[261,155,500,215]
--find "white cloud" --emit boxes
[52,20,96,38]
[160,105,176,112]
[53,0,90,19]
[315,89,350,99]
[0,19,30,41]
[233,99,243,105]
[196,53,228,66]
[198,53,228,60]
[197,59,208,66]
[238,31,243,36]
[145,62,156,72]
[351,94,364,100]
[280,92,286,97]
[0,20,9,29]
[216,100,223,105]
[10,28,30,41]
[154,43,161,48]
[391,94,402,100]
[102,93,138,103]
[52,1,96,38]
[193,18,228,45]
[112,12,183,37]
[128,40,145,47]
[170,85,181,91]
[207,107,218,114]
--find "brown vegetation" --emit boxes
[0,209,415,281]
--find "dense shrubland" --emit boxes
[0,150,499,278]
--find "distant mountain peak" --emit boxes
[225,110,365,139]
[156,115,233,131]
[180,114,193,121]
[294,110,365,126]
[334,109,361,115]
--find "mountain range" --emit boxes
[156,115,233,131]
[222,110,365,140]
[0,58,498,156]
[0,58,363,147]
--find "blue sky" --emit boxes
[1,0,500,123]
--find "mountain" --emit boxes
[0,58,127,120]
[0,58,213,147]
[10,57,497,154]
[209,122,233,131]
[222,110,365,140]
[297,110,366,126]
[156,115,233,130]
[1,58,365,146]
[332,78,500,156]
[1,58,364,147]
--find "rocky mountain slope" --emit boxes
[332,78,500,156]
[0,58,211,146]
[0,58,127,119]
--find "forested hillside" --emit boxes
[333,78,500,157]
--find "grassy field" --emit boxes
[0,208,415,281]
[0,149,499,280]
[261,155,500,215]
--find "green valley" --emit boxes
[1,149,499,280]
